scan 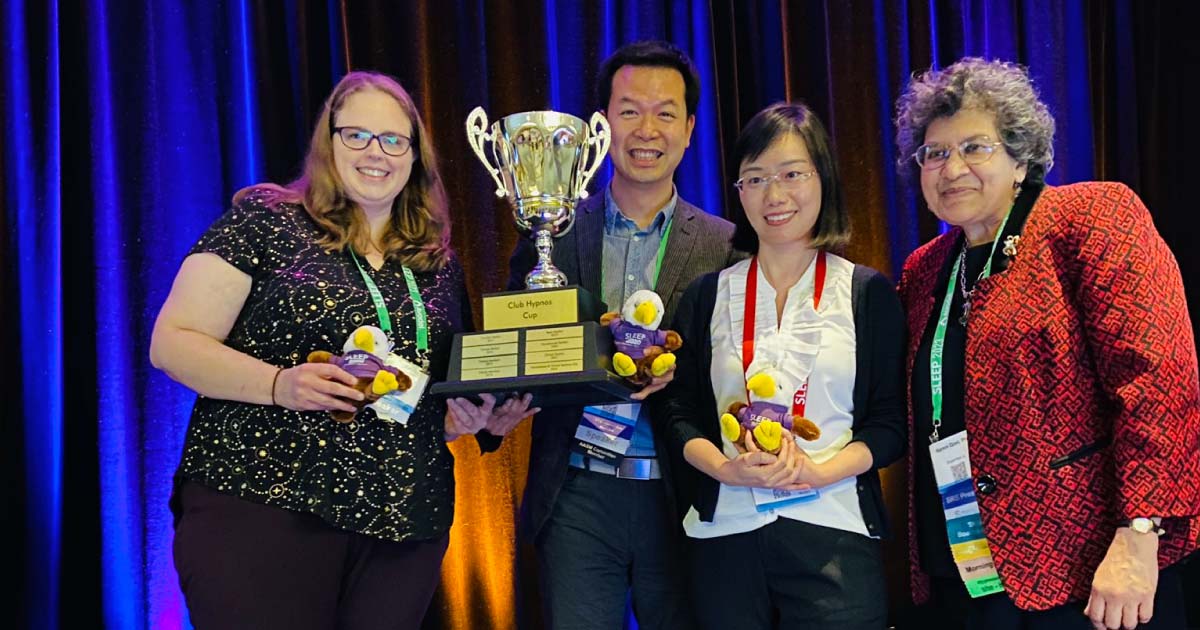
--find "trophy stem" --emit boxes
[526,227,568,289]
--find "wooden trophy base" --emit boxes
[429,286,637,408]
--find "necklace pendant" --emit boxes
[960,300,971,326]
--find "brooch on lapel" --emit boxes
[1002,235,1020,259]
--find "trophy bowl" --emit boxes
[467,107,610,289]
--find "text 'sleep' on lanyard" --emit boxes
[928,209,1012,443]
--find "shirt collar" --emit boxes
[603,185,678,236]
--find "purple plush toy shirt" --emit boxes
[736,401,796,432]
[607,319,669,359]
[329,350,400,380]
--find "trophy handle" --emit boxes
[466,106,508,198]
[576,112,611,200]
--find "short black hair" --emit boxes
[595,40,701,116]
[732,102,850,252]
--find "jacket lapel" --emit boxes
[907,232,959,364]
[573,193,604,297]
[990,182,1043,275]
[653,199,700,300]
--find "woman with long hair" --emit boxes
[150,71,531,629]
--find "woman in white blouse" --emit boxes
[661,102,906,629]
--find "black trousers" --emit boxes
[534,468,695,630]
[173,480,447,630]
[910,564,1189,630]
[687,517,887,630]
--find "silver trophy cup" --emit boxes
[466,107,611,289]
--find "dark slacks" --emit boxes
[173,480,447,630]
[687,517,887,630]
[534,468,695,630]
[912,564,1188,630]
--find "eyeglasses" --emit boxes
[913,139,1004,170]
[333,126,413,157]
[734,169,817,192]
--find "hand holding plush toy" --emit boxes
[720,371,820,454]
[599,289,682,385]
[307,325,412,423]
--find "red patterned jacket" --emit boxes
[897,182,1200,610]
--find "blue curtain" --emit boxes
[3,1,1195,628]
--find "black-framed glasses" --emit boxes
[913,139,1004,170]
[333,126,413,157]
[733,169,816,192]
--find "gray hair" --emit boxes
[895,57,1056,185]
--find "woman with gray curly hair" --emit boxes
[894,57,1199,629]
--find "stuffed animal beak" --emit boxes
[634,301,657,325]
[746,372,776,398]
[353,328,374,352]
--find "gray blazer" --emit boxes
[478,191,744,541]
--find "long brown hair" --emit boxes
[237,71,451,271]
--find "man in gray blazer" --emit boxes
[478,40,742,629]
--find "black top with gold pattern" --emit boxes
[175,190,470,542]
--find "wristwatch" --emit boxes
[1118,517,1165,536]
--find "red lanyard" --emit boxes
[741,251,827,415]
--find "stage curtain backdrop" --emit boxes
[3,1,1196,628]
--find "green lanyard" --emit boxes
[601,214,674,297]
[652,214,674,288]
[349,251,428,354]
[928,209,1012,443]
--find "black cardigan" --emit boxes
[658,264,907,538]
